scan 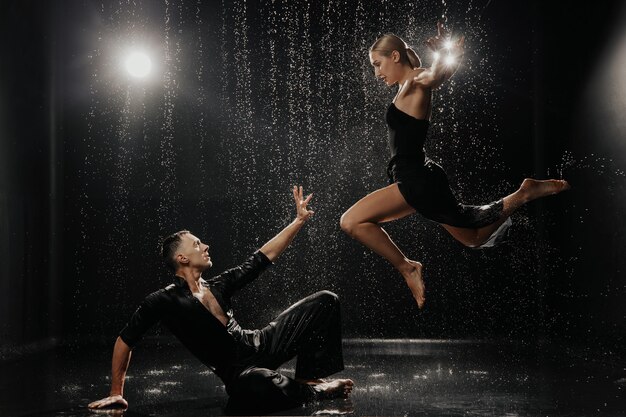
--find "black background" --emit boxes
[1,0,624,351]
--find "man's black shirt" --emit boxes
[119,251,272,384]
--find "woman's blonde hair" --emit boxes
[370,34,421,69]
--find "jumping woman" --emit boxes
[340,22,570,308]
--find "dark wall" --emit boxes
[0,0,62,350]
[1,0,624,350]
[482,0,626,346]
[536,1,626,345]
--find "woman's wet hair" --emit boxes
[370,33,421,69]
[161,230,190,272]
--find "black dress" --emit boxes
[386,102,510,244]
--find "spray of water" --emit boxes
[73,0,624,339]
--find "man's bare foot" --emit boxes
[400,260,425,308]
[520,178,570,202]
[297,377,326,385]
[311,379,355,399]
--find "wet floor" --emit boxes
[1,339,624,417]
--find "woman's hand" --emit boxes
[425,21,448,51]
[425,21,464,54]
[293,185,314,222]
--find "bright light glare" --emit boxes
[433,52,440,60]
[125,52,152,78]
[444,40,453,49]
[445,55,456,66]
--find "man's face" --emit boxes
[177,233,212,271]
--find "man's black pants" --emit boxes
[224,290,344,414]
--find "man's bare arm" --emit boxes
[88,337,132,410]
[259,186,314,262]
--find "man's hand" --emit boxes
[293,185,314,222]
[88,395,128,410]
[259,186,314,262]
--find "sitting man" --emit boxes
[88,186,353,414]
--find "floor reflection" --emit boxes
[1,339,624,416]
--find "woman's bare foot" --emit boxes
[399,260,425,308]
[520,178,570,202]
[311,379,355,399]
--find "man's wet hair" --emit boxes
[160,230,190,272]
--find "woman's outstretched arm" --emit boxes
[414,21,465,89]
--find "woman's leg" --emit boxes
[340,184,425,307]
[442,178,570,247]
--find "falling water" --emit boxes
[71,0,625,339]
[194,0,209,217]
[158,0,180,230]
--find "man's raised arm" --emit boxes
[260,185,314,262]
[88,337,132,410]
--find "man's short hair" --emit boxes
[160,230,190,272]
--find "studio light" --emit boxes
[445,55,456,66]
[125,51,152,78]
